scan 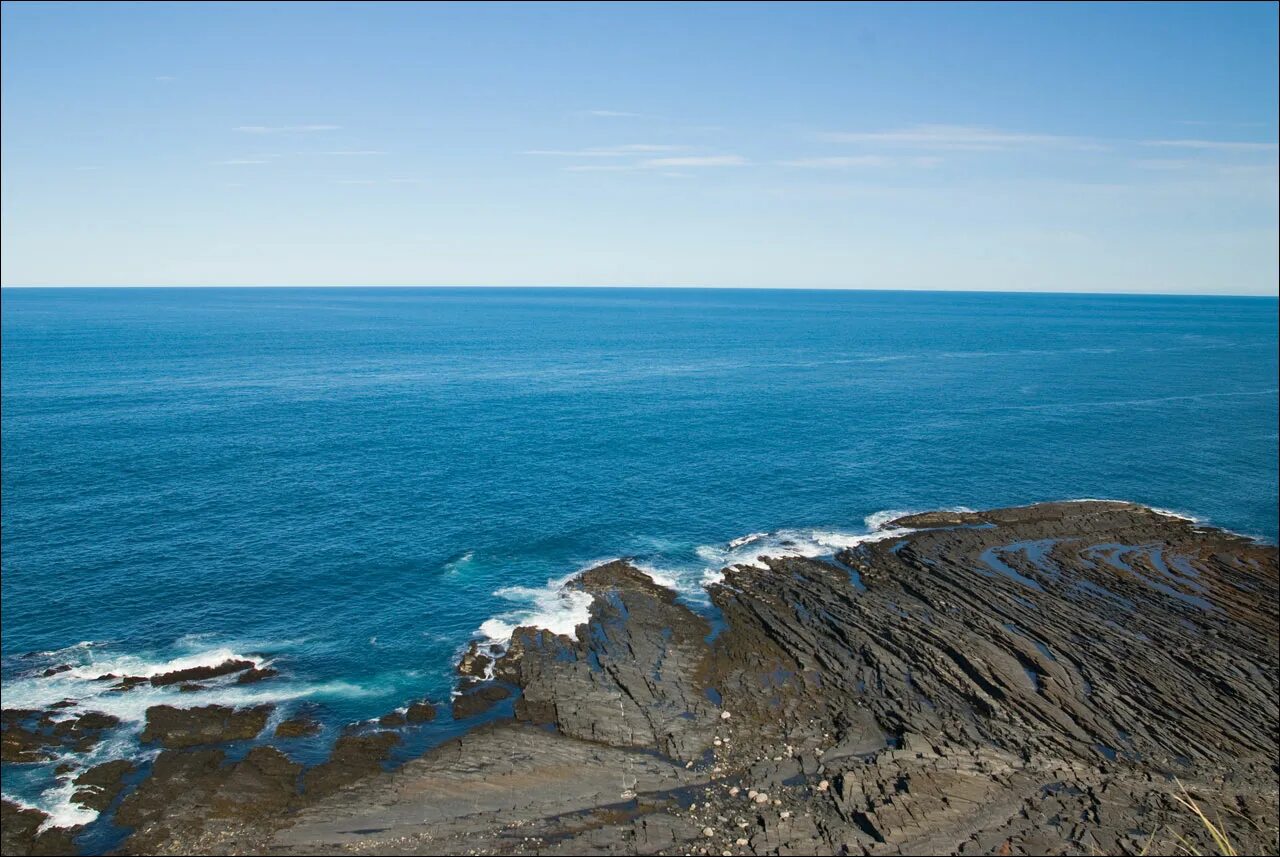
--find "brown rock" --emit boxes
[302,732,401,797]
[274,717,322,738]
[406,700,437,723]
[72,759,135,811]
[149,658,255,687]
[140,704,272,748]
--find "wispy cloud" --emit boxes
[818,124,1094,151]
[563,154,748,172]
[1132,158,1194,170]
[779,155,942,169]
[321,150,386,156]
[214,158,273,165]
[333,177,425,186]
[524,144,687,157]
[1141,138,1278,152]
[641,155,747,167]
[235,124,341,134]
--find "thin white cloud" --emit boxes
[321,150,387,156]
[235,124,341,134]
[819,124,1094,151]
[563,154,747,172]
[1132,158,1194,170]
[779,155,941,169]
[563,164,638,172]
[524,144,687,157]
[640,155,747,167]
[1142,139,1278,152]
[214,158,272,165]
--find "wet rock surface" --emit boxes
[301,731,401,798]
[140,704,272,749]
[72,759,136,812]
[0,799,79,856]
[1,709,122,762]
[26,502,1278,856]
[149,658,256,687]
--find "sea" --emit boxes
[2,287,1277,829]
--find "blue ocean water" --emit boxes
[2,287,1277,824]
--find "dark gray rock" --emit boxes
[140,704,272,748]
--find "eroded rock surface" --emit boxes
[140,704,273,749]
[43,501,1278,856]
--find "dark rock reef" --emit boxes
[9,501,1277,856]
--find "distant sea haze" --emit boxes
[1,287,1276,831]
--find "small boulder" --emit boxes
[235,667,279,684]
[406,700,437,723]
[451,685,510,719]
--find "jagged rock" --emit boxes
[149,658,255,687]
[456,641,493,679]
[2,710,121,762]
[496,560,717,761]
[104,503,1280,857]
[235,666,279,684]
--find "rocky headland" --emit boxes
[3,501,1277,856]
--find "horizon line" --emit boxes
[1,284,1276,299]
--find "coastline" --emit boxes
[3,499,1278,856]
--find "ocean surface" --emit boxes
[2,287,1277,827]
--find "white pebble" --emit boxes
[720,711,731,719]
[754,793,770,804]
[817,779,830,792]
[703,826,715,837]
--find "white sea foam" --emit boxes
[476,570,597,645]
[695,524,916,574]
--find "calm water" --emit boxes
[2,287,1277,823]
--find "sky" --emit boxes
[1,1,1277,294]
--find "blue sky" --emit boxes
[1,1,1276,293]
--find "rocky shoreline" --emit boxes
[3,500,1277,856]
